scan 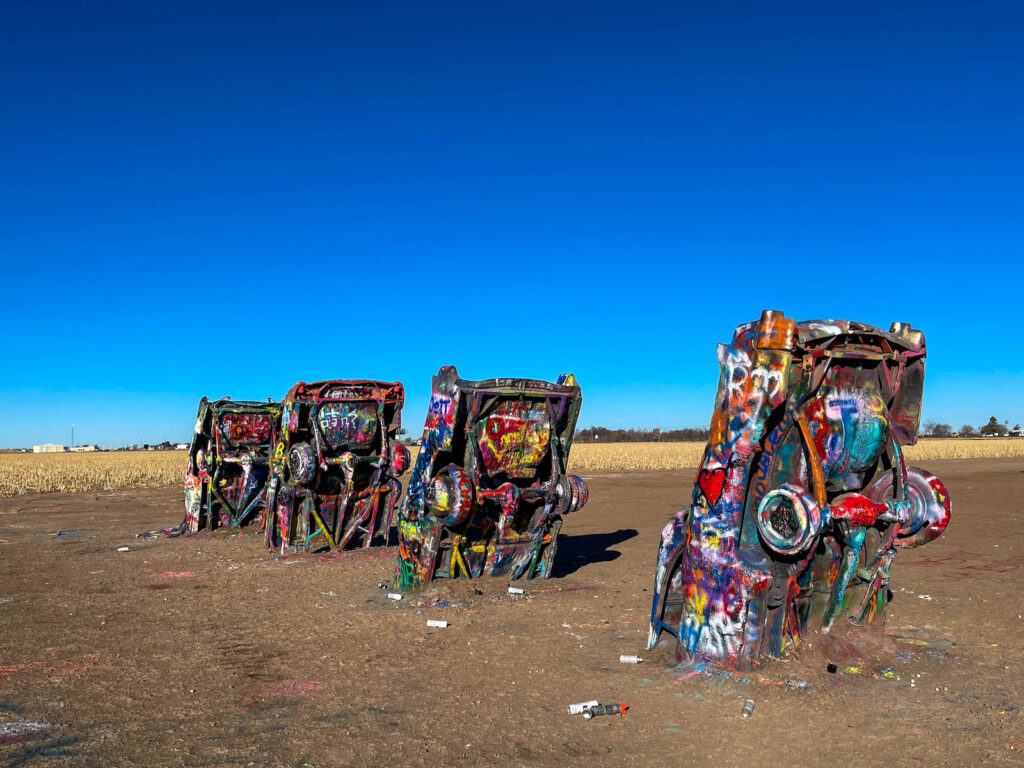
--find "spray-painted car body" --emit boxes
[649,311,951,669]
[264,380,409,553]
[394,366,588,589]
[184,397,282,533]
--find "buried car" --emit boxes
[264,380,409,553]
[394,366,588,589]
[183,397,282,533]
[649,310,951,669]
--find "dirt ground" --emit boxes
[1,459,1021,767]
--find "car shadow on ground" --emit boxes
[552,528,639,577]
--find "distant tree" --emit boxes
[980,416,1008,436]
[932,423,953,437]
[922,420,938,436]
[960,424,977,437]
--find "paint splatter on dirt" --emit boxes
[0,721,49,744]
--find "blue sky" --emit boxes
[2,1,1022,447]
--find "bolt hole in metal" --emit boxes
[768,499,799,539]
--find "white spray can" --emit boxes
[567,700,600,716]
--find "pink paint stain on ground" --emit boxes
[1,654,102,683]
[148,571,196,579]
[262,679,322,701]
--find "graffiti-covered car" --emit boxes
[649,311,951,669]
[264,380,409,553]
[184,397,282,533]
[394,366,588,589]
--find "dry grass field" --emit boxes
[903,437,1024,461]
[568,441,706,472]
[0,450,186,496]
[570,437,1024,472]
[2,438,1023,496]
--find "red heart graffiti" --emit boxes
[697,467,726,504]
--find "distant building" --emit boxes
[175,443,188,450]
[33,444,66,453]
[70,445,99,452]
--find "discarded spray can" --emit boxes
[116,546,130,552]
[742,700,755,718]
[426,619,448,628]
[387,593,403,601]
[581,703,628,720]
[619,655,643,664]
[567,700,600,715]
[508,586,525,595]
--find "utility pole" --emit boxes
[71,424,75,449]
